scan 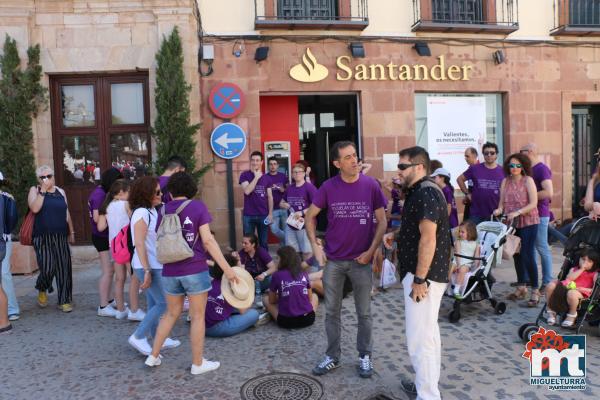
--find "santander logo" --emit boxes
[289,48,329,83]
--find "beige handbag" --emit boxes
[502,233,521,260]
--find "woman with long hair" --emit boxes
[127,176,178,355]
[28,165,75,312]
[493,153,540,306]
[89,167,123,317]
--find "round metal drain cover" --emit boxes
[241,372,324,400]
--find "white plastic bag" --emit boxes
[380,258,398,288]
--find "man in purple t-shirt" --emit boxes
[521,143,554,288]
[239,151,273,250]
[158,155,186,205]
[265,157,288,245]
[305,141,387,379]
[457,142,504,225]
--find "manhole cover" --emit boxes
[241,372,324,400]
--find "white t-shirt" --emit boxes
[106,200,130,244]
[94,167,101,180]
[130,207,162,270]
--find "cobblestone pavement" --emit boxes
[1,246,599,399]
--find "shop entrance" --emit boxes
[259,93,360,231]
[572,105,600,217]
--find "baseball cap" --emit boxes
[431,168,451,179]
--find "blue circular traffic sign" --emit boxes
[209,83,245,119]
[210,123,247,160]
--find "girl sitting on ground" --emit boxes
[264,246,319,329]
[545,248,600,327]
[205,253,260,337]
[450,221,480,298]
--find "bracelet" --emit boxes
[144,269,151,273]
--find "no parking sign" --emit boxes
[209,83,245,119]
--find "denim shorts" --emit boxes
[162,270,211,296]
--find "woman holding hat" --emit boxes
[205,253,260,337]
[144,172,238,375]
[584,148,600,221]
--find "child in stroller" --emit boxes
[449,221,481,298]
[544,248,600,327]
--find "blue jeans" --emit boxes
[513,224,539,289]
[535,217,553,286]
[548,222,572,245]
[133,269,166,340]
[270,209,287,244]
[1,240,19,315]
[205,309,259,337]
[243,215,268,250]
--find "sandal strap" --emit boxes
[566,313,578,318]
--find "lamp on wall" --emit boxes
[255,46,269,62]
[349,42,365,58]
[493,50,505,65]
[413,42,431,57]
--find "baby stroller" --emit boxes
[518,217,600,343]
[447,218,514,323]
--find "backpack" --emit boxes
[110,208,150,265]
[2,193,18,234]
[156,200,196,264]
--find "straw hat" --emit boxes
[220,266,255,309]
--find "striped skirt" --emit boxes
[33,234,72,305]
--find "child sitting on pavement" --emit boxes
[204,253,263,337]
[450,221,480,298]
[545,248,600,327]
[264,246,319,329]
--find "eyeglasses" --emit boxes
[519,149,530,154]
[155,190,162,196]
[292,170,305,174]
[483,151,496,156]
[509,163,522,169]
[39,174,53,180]
[397,163,421,171]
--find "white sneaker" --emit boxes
[128,334,152,356]
[255,312,271,326]
[144,354,162,367]
[115,307,130,320]
[97,305,117,317]
[128,309,146,321]
[190,358,220,375]
[162,337,181,349]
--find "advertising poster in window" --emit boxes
[426,96,486,186]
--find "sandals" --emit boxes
[527,291,541,307]
[547,311,557,326]
[562,313,578,328]
[507,287,528,301]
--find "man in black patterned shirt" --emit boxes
[385,146,451,400]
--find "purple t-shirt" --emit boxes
[159,199,212,277]
[462,163,504,218]
[239,170,270,216]
[88,186,107,237]
[239,247,273,277]
[265,172,288,210]
[269,269,313,317]
[205,278,235,328]
[532,162,552,218]
[158,175,171,204]
[312,174,387,261]
[283,182,317,230]
[442,185,459,228]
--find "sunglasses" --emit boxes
[483,151,496,156]
[155,190,162,196]
[397,163,421,171]
[509,163,522,169]
[39,174,54,180]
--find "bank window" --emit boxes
[61,85,95,128]
[414,93,503,185]
[111,83,145,125]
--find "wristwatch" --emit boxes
[413,276,427,285]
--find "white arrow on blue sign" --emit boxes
[210,122,247,160]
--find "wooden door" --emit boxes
[50,73,150,244]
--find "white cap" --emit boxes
[431,168,451,179]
